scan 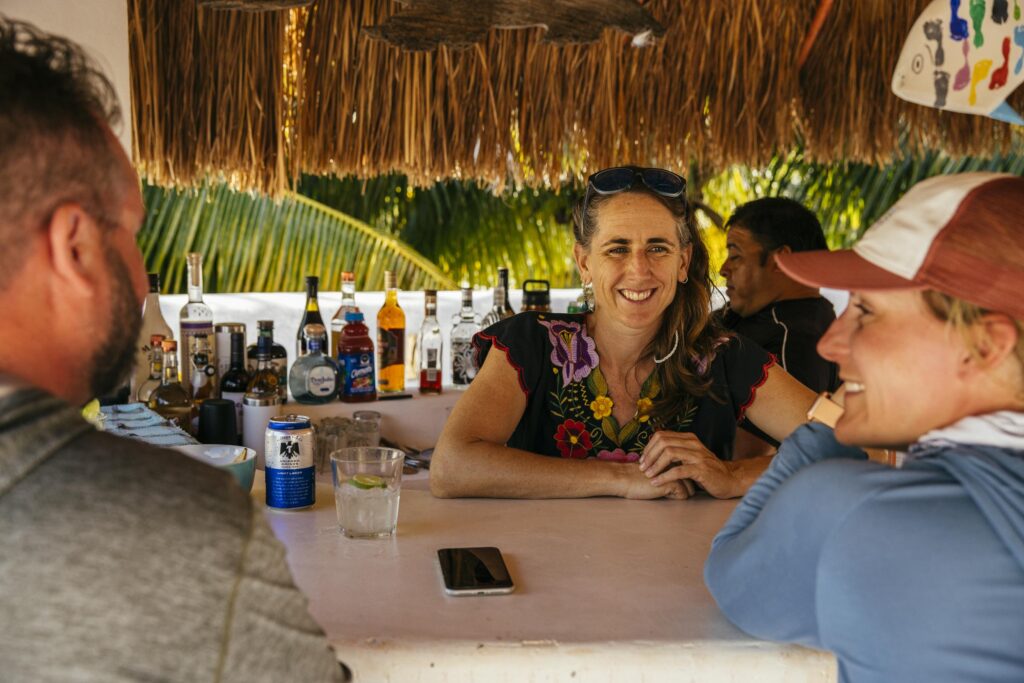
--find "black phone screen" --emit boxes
[437,547,514,592]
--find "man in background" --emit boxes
[719,197,840,457]
[0,17,343,681]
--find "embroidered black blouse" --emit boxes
[472,312,775,462]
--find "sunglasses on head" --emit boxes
[585,167,687,207]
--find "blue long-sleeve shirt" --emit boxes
[705,423,1024,683]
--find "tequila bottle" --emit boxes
[450,286,481,388]
[135,334,166,404]
[418,290,443,394]
[289,323,340,404]
[377,270,406,394]
[179,253,215,396]
[149,340,194,434]
[330,271,358,358]
[246,320,288,403]
[481,283,514,329]
[132,273,174,401]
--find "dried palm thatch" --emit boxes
[129,0,1024,196]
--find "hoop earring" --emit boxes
[654,332,679,364]
[583,281,595,312]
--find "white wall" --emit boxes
[0,0,132,154]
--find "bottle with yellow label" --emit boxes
[376,270,406,394]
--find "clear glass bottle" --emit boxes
[246,320,288,403]
[136,333,166,405]
[497,267,515,316]
[481,283,515,329]
[149,339,194,434]
[450,286,482,388]
[377,270,406,394]
[297,275,325,358]
[330,271,359,358]
[246,335,281,401]
[418,289,443,394]
[290,323,340,404]
[179,253,215,395]
[219,331,250,444]
[132,273,175,401]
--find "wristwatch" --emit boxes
[806,392,843,428]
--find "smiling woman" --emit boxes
[705,173,1024,683]
[430,166,819,501]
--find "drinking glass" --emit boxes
[348,410,382,448]
[330,447,403,539]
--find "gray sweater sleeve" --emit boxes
[704,424,868,647]
[218,504,345,682]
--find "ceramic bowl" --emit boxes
[174,444,257,493]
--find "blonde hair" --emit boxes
[922,290,1024,400]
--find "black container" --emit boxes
[197,398,239,445]
[522,280,551,312]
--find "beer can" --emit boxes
[265,414,315,510]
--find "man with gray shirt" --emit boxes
[0,17,343,682]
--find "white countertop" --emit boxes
[254,472,837,682]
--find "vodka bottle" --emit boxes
[330,271,358,357]
[418,290,443,394]
[450,286,481,388]
[179,253,215,396]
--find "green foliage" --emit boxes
[139,183,455,294]
[297,175,580,289]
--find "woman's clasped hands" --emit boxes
[639,431,743,500]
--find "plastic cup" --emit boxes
[330,447,403,539]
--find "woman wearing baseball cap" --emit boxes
[703,173,1024,682]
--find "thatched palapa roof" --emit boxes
[129,0,1024,196]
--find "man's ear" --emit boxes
[573,242,591,283]
[47,204,104,296]
[769,245,792,272]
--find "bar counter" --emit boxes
[253,472,837,682]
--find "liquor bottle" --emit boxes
[338,312,376,402]
[179,253,215,395]
[296,275,325,358]
[219,331,250,444]
[418,290,443,394]
[149,340,194,434]
[481,283,515,329]
[131,273,174,401]
[135,334,166,405]
[497,267,515,316]
[377,270,406,394]
[289,323,339,404]
[330,271,359,357]
[450,286,481,388]
[242,335,283,461]
[247,320,288,403]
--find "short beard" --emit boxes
[87,245,142,398]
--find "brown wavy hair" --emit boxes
[572,185,729,428]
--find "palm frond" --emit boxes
[140,183,456,293]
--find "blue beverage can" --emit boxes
[265,414,315,510]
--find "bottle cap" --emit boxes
[148,273,161,292]
[257,319,274,331]
[161,339,177,352]
[150,334,166,346]
[344,311,364,322]
[341,271,355,283]
[384,270,397,290]
[305,275,319,287]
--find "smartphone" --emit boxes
[437,547,515,596]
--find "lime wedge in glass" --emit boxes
[350,474,386,489]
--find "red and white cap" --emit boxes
[776,173,1024,319]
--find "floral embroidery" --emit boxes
[554,419,592,459]
[543,316,695,460]
[539,319,599,388]
[636,397,653,423]
[590,395,613,420]
[597,448,640,463]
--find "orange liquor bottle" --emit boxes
[376,270,406,394]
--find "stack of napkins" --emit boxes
[100,403,197,448]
